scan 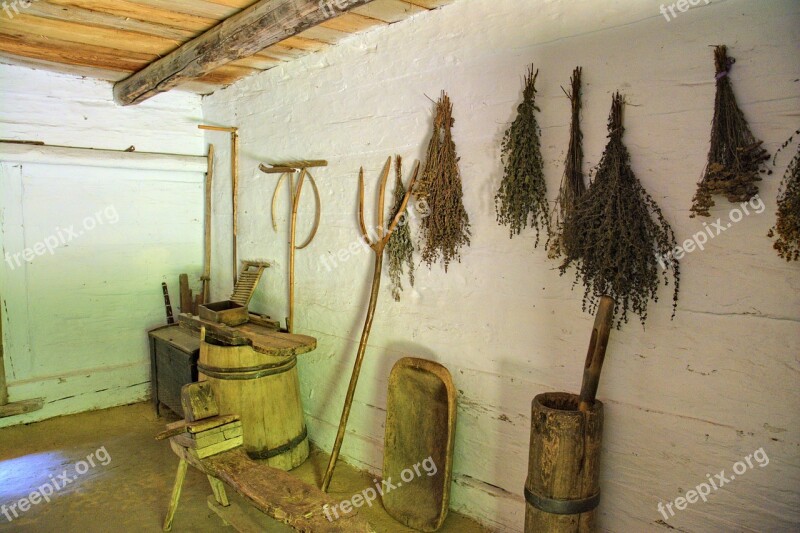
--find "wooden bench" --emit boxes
[160,382,374,532]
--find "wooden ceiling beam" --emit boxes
[113,0,375,106]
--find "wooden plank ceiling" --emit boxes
[0,0,454,95]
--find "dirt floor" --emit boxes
[0,402,491,532]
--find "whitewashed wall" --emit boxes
[0,65,206,428]
[203,1,800,531]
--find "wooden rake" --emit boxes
[321,156,419,492]
[260,160,326,333]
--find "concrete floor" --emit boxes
[0,402,491,532]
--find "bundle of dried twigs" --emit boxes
[496,67,550,245]
[387,156,416,300]
[416,91,471,271]
[768,134,800,261]
[549,67,586,259]
[691,45,770,218]
[561,93,680,328]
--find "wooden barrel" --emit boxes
[525,392,603,533]
[199,340,309,470]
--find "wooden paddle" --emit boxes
[578,296,614,413]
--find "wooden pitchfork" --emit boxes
[321,156,419,492]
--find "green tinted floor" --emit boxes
[0,402,491,532]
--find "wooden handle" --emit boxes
[578,296,614,412]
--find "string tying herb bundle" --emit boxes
[416,91,471,271]
[387,156,416,300]
[496,67,550,245]
[768,132,800,261]
[691,45,770,217]
[549,67,586,259]
[560,93,680,328]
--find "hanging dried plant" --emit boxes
[768,133,800,261]
[549,67,587,259]
[415,91,471,271]
[495,67,550,245]
[691,45,770,218]
[387,156,416,300]
[560,93,680,328]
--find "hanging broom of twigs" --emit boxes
[768,131,800,261]
[691,45,770,218]
[549,67,586,259]
[560,93,680,328]
[416,91,471,271]
[387,155,416,300]
[495,66,550,245]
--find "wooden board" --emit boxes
[179,313,316,357]
[170,440,375,532]
[173,422,243,449]
[383,357,457,532]
[157,414,242,440]
[181,381,219,422]
[207,495,264,533]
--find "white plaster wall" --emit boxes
[0,65,206,428]
[0,64,205,154]
[202,1,800,530]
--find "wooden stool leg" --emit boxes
[207,475,230,506]
[163,459,188,531]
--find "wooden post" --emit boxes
[163,459,189,531]
[199,126,239,289]
[0,297,44,417]
[232,130,239,287]
[0,302,7,407]
[287,169,307,333]
[179,274,192,315]
[202,144,214,304]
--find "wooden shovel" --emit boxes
[578,296,614,413]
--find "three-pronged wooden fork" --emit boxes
[322,156,419,492]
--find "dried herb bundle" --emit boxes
[416,91,471,271]
[496,67,550,245]
[691,45,770,217]
[560,93,680,327]
[387,156,416,300]
[549,67,587,259]
[768,136,800,261]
